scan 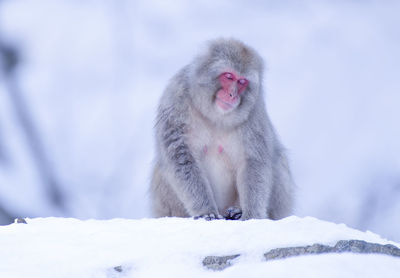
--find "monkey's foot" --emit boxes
[224,206,242,220]
[194,213,224,221]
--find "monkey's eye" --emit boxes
[224,73,234,80]
[238,79,248,86]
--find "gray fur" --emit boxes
[150,38,294,220]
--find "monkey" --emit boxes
[150,38,294,220]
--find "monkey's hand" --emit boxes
[224,206,242,220]
[193,213,224,221]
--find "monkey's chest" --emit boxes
[189,129,244,212]
[202,144,237,210]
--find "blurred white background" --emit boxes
[0,0,399,241]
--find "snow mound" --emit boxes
[0,216,399,277]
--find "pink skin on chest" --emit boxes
[216,71,248,111]
[203,145,224,155]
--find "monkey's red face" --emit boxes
[216,72,249,112]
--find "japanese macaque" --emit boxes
[150,38,294,220]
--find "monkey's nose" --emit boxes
[229,91,238,98]
[229,86,239,98]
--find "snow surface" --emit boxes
[0,216,399,278]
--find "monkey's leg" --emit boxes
[268,154,294,220]
[150,164,188,217]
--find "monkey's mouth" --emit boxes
[215,96,239,111]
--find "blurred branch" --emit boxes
[0,203,15,224]
[0,39,18,74]
[0,126,8,163]
[0,37,66,211]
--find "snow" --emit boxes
[219,254,400,278]
[0,216,399,277]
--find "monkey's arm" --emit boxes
[157,105,221,219]
[236,112,275,220]
[237,158,273,219]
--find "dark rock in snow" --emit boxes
[334,240,400,256]
[15,218,27,224]
[202,254,240,271]
[264,240,400,261]
[107,264,132,277]
[264,243,333,260]
[203,240,400,271]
